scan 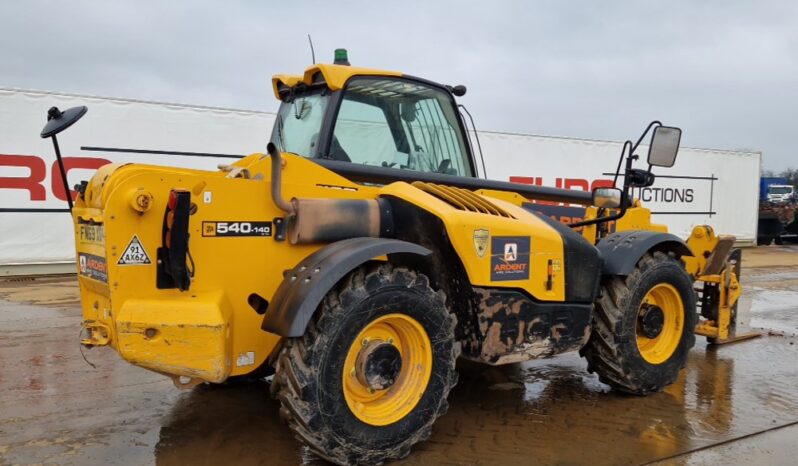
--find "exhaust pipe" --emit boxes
[267,142,296,216]
[266,143,394,244]
[288,198,393,244]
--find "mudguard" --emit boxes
[597,230,693,276]
[261,237,431,337]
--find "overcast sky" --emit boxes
[2,1,796,170]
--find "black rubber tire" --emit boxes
[580,251,696,395]
[271,264,459,465]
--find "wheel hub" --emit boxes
[356,340,403,391]
[638,305,665,339]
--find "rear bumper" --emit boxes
[81,288,234,383]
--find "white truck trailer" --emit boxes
[0,87,761,275]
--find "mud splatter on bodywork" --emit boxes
[468,288,592,364]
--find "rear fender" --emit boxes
[261,237,431,337]
[597,230,693,276]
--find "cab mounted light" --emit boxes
[334,48,351,66]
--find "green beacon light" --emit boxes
[334,48,350,66]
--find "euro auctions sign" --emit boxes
[476,130,760,244]
[0,88,272,266]
[0,87,761,269]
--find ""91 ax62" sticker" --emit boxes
[202,221,272,237]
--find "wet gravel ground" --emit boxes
[1,246,797,465]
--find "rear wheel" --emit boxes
[271,264,458,465]
[580,251,696,395]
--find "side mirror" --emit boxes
[592,187,622,209]
[40,106,88,138]
[647,125,681,168]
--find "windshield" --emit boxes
[769,186,793,195]
[270,77,474,177]
[332,78,472,176]
[271,90,330,157]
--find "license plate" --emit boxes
[78,224,105,245]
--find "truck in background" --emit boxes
[757,176,798,245]
[766,185,795,205]
[759,176,789,201]
[760,176,796,206]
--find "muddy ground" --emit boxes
[1,246,797,465]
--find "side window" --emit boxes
[331,100,396,164]
[401,98,467,175]
[273,93,329,157]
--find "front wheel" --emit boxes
[580,251,696,395]
[271,264,458,465]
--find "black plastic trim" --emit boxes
[261,237,431,337]
[530,211,602,302]
[312,158,594,205]
[597,230,693,276]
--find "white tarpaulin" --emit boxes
[478,131,761,242]
[0,88,760,272]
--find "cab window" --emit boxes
[330,78,472,176]
[272,90,330,158]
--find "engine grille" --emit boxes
[412,181,513,218]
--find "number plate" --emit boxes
[202,221,272,237]
[78,224,105,245]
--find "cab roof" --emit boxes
[271,63,401,100]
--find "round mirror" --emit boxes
[40,106,88,138]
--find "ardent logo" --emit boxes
[490,236,531,281]
[503,243,517,262]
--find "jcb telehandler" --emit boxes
[42,50,746,465]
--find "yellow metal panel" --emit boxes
[380,182,566,301]
[616,206,667,233]
[683,225,719,276]
[271,74,303,99]
[115,291,231,382]
[271,63,402,99]
[73,153,383,381]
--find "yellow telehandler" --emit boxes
[40,49,748,465]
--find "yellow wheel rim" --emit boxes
[636,283,684,365]
[342,313,433,426]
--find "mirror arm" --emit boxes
[568,199,629,228]
[570,189,631,228]
[612,140,631,187]
[630,120,662,154]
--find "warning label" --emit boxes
[118,235,152,265]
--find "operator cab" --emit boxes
[270,53,477,178]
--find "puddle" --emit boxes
[2,263,798,465]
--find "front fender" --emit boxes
[261,237,431,337]
[597,230,693,276]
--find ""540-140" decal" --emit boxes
[202,221,272,237]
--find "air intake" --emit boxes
[412,182,513,218]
